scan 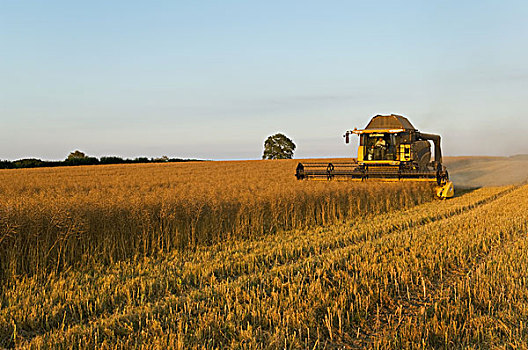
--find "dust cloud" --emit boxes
[444,155,528,188]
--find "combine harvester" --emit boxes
[295,114,454,199]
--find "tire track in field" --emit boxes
[174,186,516,292]
[353,185,528,349]
[15,187,517,347]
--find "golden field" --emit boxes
[0,160,430,284]
[1,159,527,348]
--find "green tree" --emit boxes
[67,150,87,160]
[65,150,99,166]
[262,133,296,159]
[153,155,169,162]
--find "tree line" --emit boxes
[1,132,296,170]
[0,150,201,169]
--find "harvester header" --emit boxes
[295,114,454,199]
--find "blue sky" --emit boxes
[1,0,527,160]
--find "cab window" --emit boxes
[364,134,396,161]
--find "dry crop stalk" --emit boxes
[0,160,432,285]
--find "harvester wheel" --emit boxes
[326,163,335,180]
[295,163,305,180]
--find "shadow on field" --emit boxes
[453,185,480,198]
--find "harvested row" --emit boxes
[375,201,528,347]
[0,161,432,284]
[145,184,527,348]
[0,185,519,348]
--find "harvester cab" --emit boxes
[295,114,454,199]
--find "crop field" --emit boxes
[0,160,431,285]
[1,160,528,348]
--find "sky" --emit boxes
[1,0,527,160]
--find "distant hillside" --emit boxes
[444,155,528,187]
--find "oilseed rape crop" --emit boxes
[2,160,526,348]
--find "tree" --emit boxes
[67,150,87,160]
[100,156,125,164]
[153,155,169,162]
[262,133,296,160]
[65,150,98,166]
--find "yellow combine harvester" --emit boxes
[295,114,454,199]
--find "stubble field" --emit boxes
[1,159,527,349]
